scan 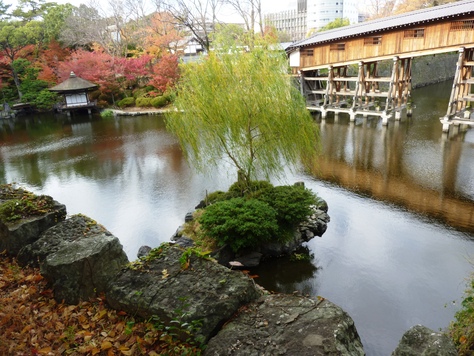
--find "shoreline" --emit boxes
[108,106,171,116]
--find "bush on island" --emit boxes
[197,181,320,253]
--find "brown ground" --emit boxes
[0,253,202,355]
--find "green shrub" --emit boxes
[451,279,474,354]
[100,109,114,119]
[228,179,274,197]
[29,89,60,110]
[198,197,278,252]
[151,96,168,108]
[117,97,135,108]
[133,88,148,98]
[204,191,228,205]
[258,185,319,228]
[136,97,151,107]
[164,90,177,103]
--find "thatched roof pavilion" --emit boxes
[49,72,98,115]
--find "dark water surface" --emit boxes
[1,80,473,355]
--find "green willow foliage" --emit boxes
[166,39,320,187]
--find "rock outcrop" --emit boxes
[173,202,331,269]
[392,325,457,356]
[259,204,330,258]
[0,200,66,256]
[107,244,263,343]
[204,294,365,356]
[18,214,129,304]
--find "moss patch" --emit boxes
[0,184,56,223]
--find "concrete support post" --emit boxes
[320,107,327,119]
[441,118,451,133]
[349,110,356,122]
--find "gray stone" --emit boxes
[185,211,194,222]
[258,205,330,258]
[18,214,111,265]
[317,198,329,213]
[137,245,152,258]
[391,325,457,356]
[106,244,263,343]
[0,200,66,256]
[174,236,195,248]
[211,244,235,266]
[259,231,305,258]
[204,294,365,356]
[18,214,129,304]
[233,251,263,268]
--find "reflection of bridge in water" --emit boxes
[286,0,474,133]
[309,114,474,232]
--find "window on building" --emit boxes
[305,49,314,56]
[330,43,345,51]
[450,20,474,31]
[404,28,424,38]
[364,36,382,45]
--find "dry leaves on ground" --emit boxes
[0,253,202,355]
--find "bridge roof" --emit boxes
[288,0,474,51]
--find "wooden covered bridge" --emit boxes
[286,0,474,132]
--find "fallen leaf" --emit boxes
[37,346,52,354]
[101,340,113,350]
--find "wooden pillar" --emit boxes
[383,56,399,124]
[324,66,333,107]
[351,61,364,121]
[445,48,465,118]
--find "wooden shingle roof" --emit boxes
[288,0,474,51]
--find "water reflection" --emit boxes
[253,247,320,295]
[309,100,474,232]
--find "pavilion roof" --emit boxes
[49,72,98,92]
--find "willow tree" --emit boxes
[166,39,319,187]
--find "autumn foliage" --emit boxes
[148,54,180,93]
[0,254,202,355]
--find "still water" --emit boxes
[1,80,473,355]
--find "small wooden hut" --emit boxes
[49,72,98,115]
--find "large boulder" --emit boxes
[204,294,365,356]
[391,325,457,356]
[0,194,66,256]
[19,214,129,304]
[106,244,263,343]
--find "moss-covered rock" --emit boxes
[106,244,263,343]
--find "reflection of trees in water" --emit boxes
[0,113,186,187]
[251,247,320,295]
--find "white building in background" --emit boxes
[265,0,360,41]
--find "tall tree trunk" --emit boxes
[11,66,22,100]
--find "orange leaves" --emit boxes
[0,254,203,355]
[101,340,113,350]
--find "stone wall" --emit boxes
[412,52,458,88]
